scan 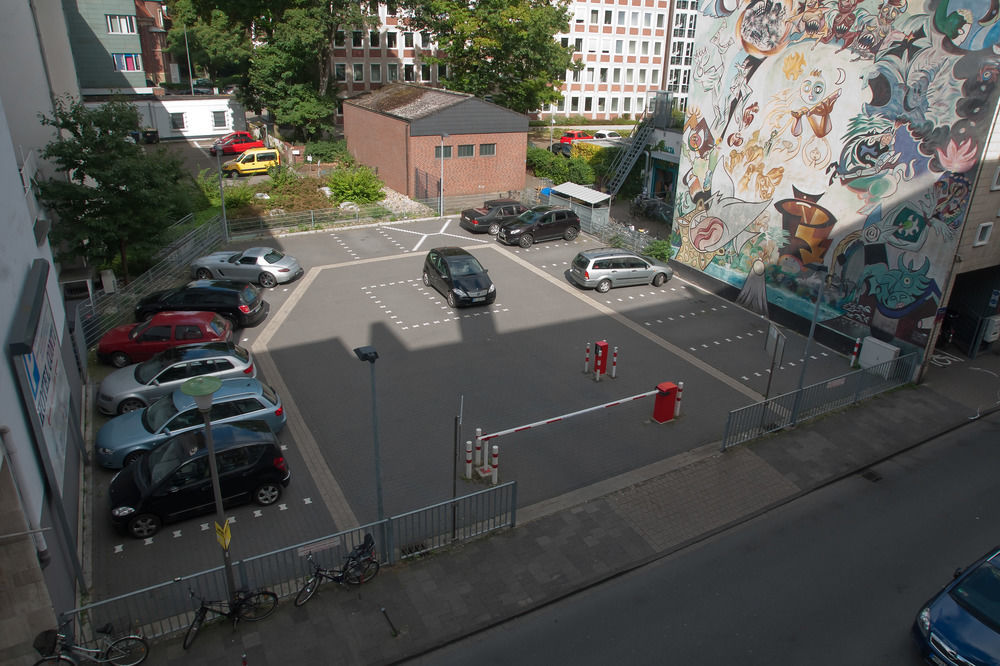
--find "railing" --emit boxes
[720,353,920,449]
[584,216,659,252]
[58,482,516,645]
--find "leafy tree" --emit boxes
[326,166,384,204]
[38,97,191,282]
[165,0,252,84]
[404,0,578,114]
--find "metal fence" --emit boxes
[227,202,435,238]
[721,352,920,450]
[585,216,658,253]
[77,217,227,347]
[59,482,516,646]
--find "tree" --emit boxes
[38,97,191,282]
[165,0,253,84]
[404,0,578,114]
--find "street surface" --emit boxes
[405,411,1000,665]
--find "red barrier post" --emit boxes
[850,337,861,367]
[611,346,618,379]
[490,445,499,485]
[652,382,678,423]
[594,340,608,381]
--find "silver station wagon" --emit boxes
[568,247,674,293]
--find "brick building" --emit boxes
[344,84,528,201]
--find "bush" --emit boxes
[326,166,384,204]
[642,239,673,261]
[304,139,353,165]
[566,158,595,185]
[267,165,299,191]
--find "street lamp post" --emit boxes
[354,346,384,522]
[216,151,229,242]
[790,268,830,423]
[180,375,237,606]
[183,24,194,96]
[439,133,449,218]
[549,116,555,149]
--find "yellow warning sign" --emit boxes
[215,520,231,550]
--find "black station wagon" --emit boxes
[135,280,269,328]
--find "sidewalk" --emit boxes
[142,348,1000,665]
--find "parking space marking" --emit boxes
[361,279,509,330]
[332,236,361,260]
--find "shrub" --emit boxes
[326,166,384,204]
[304,139,353,165]
[642,239,673,261]
[566,158,595,185]
[223,184,256,209]
[267,165,299,191]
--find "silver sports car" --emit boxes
[190,247,303,288]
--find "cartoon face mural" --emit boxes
[682,0,1000,352]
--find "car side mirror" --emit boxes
[953,567,964,579]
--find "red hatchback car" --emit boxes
[97,311,233,368]
[209,131,264,156]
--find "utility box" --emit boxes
[593,340,609,375]
[983,315,1000,343]
[653,382,678,423]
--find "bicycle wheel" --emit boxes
[32,656,74,665]
[106,636,149,666]
[237,591,278,621]
[345,558,380,585]
[294,575,321,607]
[182,607,207,650]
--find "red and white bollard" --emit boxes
[490,445,499,485]
[595,346,602,382]
[584,342,590,373]
[611,346,618,379]
[850,337,861,367]
[474,428,483,467]
[465,440,473,478]
[675,381,684,417]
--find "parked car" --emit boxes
[95,377,286,469]
[549,143,572,158]
[192,78,214,94]
[190,247,303,288]
[209,131,264,156]
[560,130,594,144]
[496,206,581,248]
[422,247,496,308]
[459,199,528,235]
[96,342,255,416]
[134,280,269,328]
[593,130,623,140]
[109,420,290,538]
[568,248,674,293]
[221,147,280,177]
[96,311,233,368]
[913,544,1000,665]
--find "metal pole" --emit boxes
[369,360,384,522]
[200,407,238,606]
[216,150,229,242]
[183,24,194,95]
[791,273,827,423]
[439,135,447,217]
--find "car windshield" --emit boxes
[262,250,284,264]
[208,316,226,336]
[515,209,546,224]
[447,256,484,277]
[950,558,1000,633]
[144,432,203,486]
[142,394,179,433]
[239,285,258,305]
[572,254,590,270]
[129,319,152,340]
[135,354,176,384]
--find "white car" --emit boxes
[190,247,303,288]
[593,130,622,140]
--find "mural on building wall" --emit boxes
[679,0,999,351]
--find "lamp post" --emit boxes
[183,23,194,96]
[549,116,556,150]
[439,133,449,218]
[790,267,830,424]
[180,375,237,606]
[354,346,384,522]
[216,150,229,242]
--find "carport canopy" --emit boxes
[548,182,611,233]
[550,182,611,206]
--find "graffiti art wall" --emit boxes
[677,0,1000,352]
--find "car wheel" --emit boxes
[195,268,213,280]
[109,351,131,368]
[122,450,147,467]
[118,398,145,414]
[564,227,579,241]
[128,514,161,539]
[253,483,281,506]
[596,279,612,293]
[258,272,277,288]
[488,222,501,235]
[518,234,533,248]
[227,171,236,179]
[447,292,458,308]
[422,271,430,287]
[652,272,668,287]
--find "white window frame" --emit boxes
[991,166,1000,191]
[112,53,142,72]
[975,222,994,246]
[370,63,381,82]
[106,15,135,34]
[212,111,227,129]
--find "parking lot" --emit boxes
[90,216,849,596]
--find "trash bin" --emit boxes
[128,130,141,144]
[142,129,159,144]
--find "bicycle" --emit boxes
[294,533,380,607]
[182,586,278,650]
[33,620,148,665]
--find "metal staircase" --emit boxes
[604,111,655,197]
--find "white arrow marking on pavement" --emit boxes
[201,523,210,531]
[114,544,123,553]
[279,504,287,511]
[254,510,262,518]
[173,530,181,538]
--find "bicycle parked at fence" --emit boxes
[33,620,148,666]
[182,586,278,650]
[294,533,380,606]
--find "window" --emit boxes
[586,67,594,83]
[598,98,606,112]
[561,37,569,48]
[421,31,431,47]
[571,97,579,112]
[974,222,994,246]
[106,15,135,33]
[655,42,662,56]
[352,31,363,47]
[335,63,346,82]
[624,98,631,112]
[572,69,581,83]
[353,63,364,82]
[644,12,652,27]
[112,53,142,72]
[557,98,566,111]
[626,69,634,83]
[586,38,596,53]
[212,111,227,128]
[434,145,452,159]
[618,11,626,24]
[604,10,612,24]
[388,63,398,81]
[611,98,618,112]
[574,38,583,52]
[613,68,621,83]
[175,326,204,341]
[458,144,474,157]
[600,67,608,83]
[404,32,414,47]
[639,69,647,83]
[688,15,698,37]
[438,64,448,79]
[992,166,1000,191]
[615,39,623,54]
[601,38,611,54]
[651,69,659,84]
[631,11,639,25]
[629,40,636,55]
[657,13,665,28]
[421,63,431,81]
[642,41,649,56]
[584,98,592,112]
[480,144,496,156]
[404,64,414,81]
[386,32,397,48]
[591,9,599,23]
[370,31,380,48]
[335,31,345,47]
[170,113,185,130]
[370,63,381,82]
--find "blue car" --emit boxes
[913,545,1000,665]
[95,378,286,468]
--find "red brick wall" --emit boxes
[344,105,411,195]
[409,133,526,198]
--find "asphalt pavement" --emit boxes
[136,334,1000,664]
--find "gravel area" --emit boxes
[378,186,435,217]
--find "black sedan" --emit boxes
[422,247,496,308]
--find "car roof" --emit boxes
[145,311,219,324]
[156,420,277,459]
[483,199,520,207]
[154,341,244,362]
[432,246,474,258]
[185,279,255,291]
[173,378,265,409]
[577,247,640,259]
[240,247,277,258]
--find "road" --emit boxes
[406,411,1000,665]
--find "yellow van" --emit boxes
[222,147,280,177]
